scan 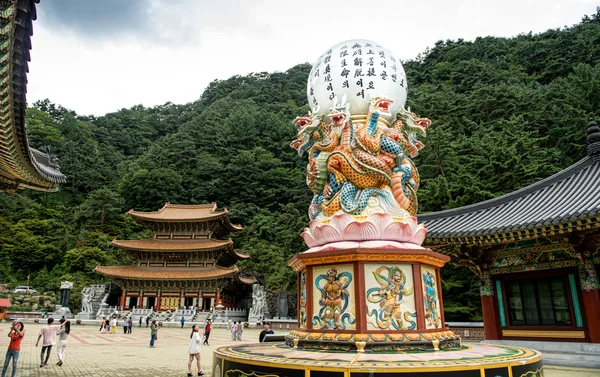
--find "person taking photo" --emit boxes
[1,322,24,377]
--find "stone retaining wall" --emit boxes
[446,322,485,341]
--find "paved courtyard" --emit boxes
[0,323,598,377]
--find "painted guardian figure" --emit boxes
[291,39,430,221]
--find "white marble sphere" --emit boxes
[307,39,408,120]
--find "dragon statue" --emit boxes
[291,95,430,221]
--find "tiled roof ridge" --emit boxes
[419,156,593,221]
[128,202,220,215]
[162,202,218,210]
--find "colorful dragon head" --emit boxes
[368,94,393,117]
[328,95,351,129]
[394,108,431,158]
[290,110,325,156]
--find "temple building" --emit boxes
[94,203,255,312]
[419,119,600,344]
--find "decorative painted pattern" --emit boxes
[580,259,600,291]
[480,271,493,297]
[299,270,307,328]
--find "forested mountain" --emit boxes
[1,10,599,319]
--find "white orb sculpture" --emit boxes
[307,39,408,120]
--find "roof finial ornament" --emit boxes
[586,117,600,157]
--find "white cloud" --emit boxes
[27,0,598,115]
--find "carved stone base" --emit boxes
[51,306,74,319]
[74,312,96,320]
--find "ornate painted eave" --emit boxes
[419,120,600,247]
[110,238,249,267]
[93,265,239,281]
[0,0,66,192]
[110,238,234,252]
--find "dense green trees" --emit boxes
[1,9,599,320]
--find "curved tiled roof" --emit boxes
[0,0,66,192]
[419,131,600,243]
[238,276,258,285]
[110,238,234,252]
[94,265,239,280]
[127,202,243,230]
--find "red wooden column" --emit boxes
[582,289,600,343]
[481,296,500,340]
[139,288,144,309]
[480,272,500,340]
[120,289,127,311]
[580,260,600,343]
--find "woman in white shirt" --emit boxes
[56,321,70,366]
[187,325,204,376]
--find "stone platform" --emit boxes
[213,343,543,377]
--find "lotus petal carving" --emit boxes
[301,213,427,248]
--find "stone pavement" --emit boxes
[0,323,598,377]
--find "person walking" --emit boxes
[180,316,185,328]
[36,318,61,367]
[187,324,204,376]
[110,317,117,334]
[202,319,211,346]
[99,317,106,332]
[123,317,128,334]
[139,316,142,327]
[127,317,133,334]
[149,320,158,348]
[230,321,237,341]
[236,321,244,341]
[145,316,150,328]
[1,321,24,377]
[55,320,70,367]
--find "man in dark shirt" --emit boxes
[259,322,274,342]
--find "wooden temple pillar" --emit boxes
[120,288,127,310]
[216,287,222,307]
[139,288,144,310]
[480,271,500,340]
[580,260,600,343]
[156,288,161,311]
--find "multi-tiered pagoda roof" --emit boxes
[95,202,254,311]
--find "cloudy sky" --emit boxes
[27,0,598,116]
